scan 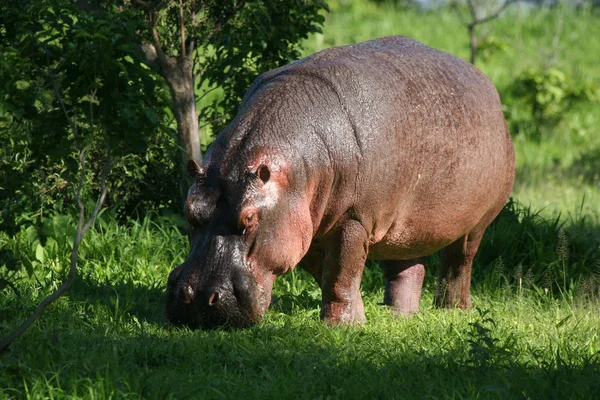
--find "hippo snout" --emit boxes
[165,263,261,329]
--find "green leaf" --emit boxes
[22,257,34,277]
[15,80,31,90]
[35,243,45,263]
[25,226,38,243]
[556,314,572,328]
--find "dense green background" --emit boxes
[2,1,600,399]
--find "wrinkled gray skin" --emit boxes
[166,36,515,329]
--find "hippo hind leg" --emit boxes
[434,230,485,309]
[381,258,426,316]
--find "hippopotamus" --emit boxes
[166,36,515,329]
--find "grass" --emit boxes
[1,202,600,399]
[2,296,600,399]
[2,2,600,399]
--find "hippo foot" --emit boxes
[321,297,366,326]
[434,269,473,309]
[433,292,472,310]
[433,274,472,309]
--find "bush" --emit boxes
[504,66,599,138]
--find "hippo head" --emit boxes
[166,153,313,329]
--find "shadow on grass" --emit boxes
[64,276,169,326]
[3,196,599,347]
[569,146,600,186]
[472,198,600,292]
[2,318,599,399]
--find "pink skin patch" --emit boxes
[240,151,314,318]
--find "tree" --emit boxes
[128,0,328,194]
[452,0,517,65]
[2,0,328,216]
[0,0,174,217]
[0,0,328,351]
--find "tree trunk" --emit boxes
[468,24,477,65]
[159,55,202,202]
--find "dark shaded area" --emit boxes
[1,316,599,399]
[66,276,169,326]
[69,194,600,327]
[2,197,600,397]
[355,198,600,303]
[2,196,599,338]
[471,198,600,294]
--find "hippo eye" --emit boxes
[241,212,258,235]
[245,213,257,230]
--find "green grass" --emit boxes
[1,202,600,399]
[3,2,600,399]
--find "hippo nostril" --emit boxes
[208,291,219,306]
[180,282,195,304]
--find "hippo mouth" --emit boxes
[165,282,262,330]
[165,261,266,330]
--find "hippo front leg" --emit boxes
[320,220,368,325]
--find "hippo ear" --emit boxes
[187,160,204,179]
[256,164,270,185]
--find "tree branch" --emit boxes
[0,145,111,354]
[466,0,478,24]
[150,11,170,65]
[139,41,159,67]
[186,37,195,57]
[469,0,515,28]
[47,53,78,136]
[196,85,220,103]
[187,4,197,56]
[179,0,186,57]
[462,0,517,65]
